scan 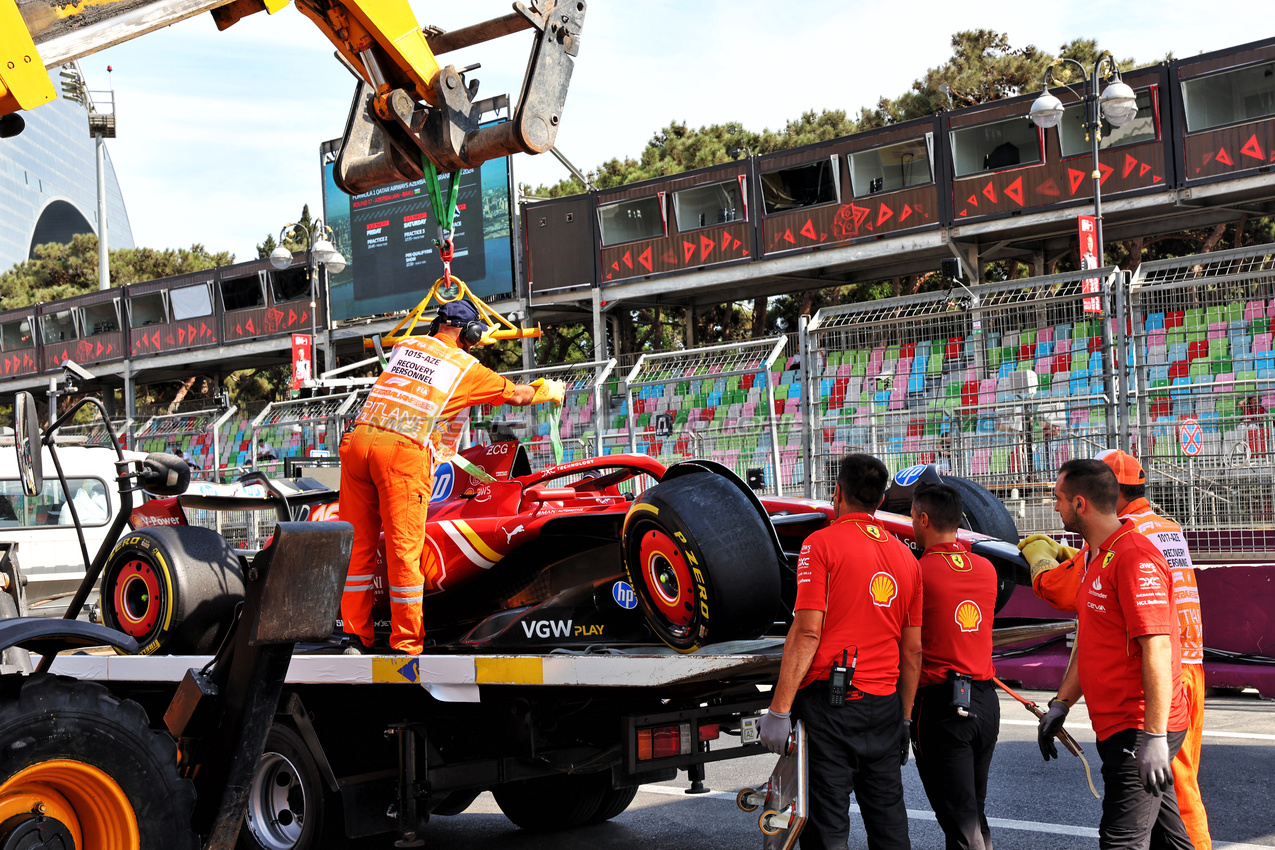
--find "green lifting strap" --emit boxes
[421,154,462,244]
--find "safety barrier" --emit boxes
[56,418,132,449]
[134,406,238,480]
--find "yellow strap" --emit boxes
[0,0,56,112]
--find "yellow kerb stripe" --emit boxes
[475,657,543,685]
[453,520,502,563]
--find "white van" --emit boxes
[0,439,145,612]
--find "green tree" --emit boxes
[257,204,316,259]
[0,234,233,308]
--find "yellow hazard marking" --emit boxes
[371,657,417,683]
[475,657,543,685]
[453,519,502,563]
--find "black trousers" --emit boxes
[1095,728,1193,850]
[791,680,910,850]
[912,680,1000,850]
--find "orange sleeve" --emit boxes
[1032,552,1082,613]
[458,364,519,407]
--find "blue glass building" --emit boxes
[0,74,133,275]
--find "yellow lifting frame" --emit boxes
[0,0,56,114]
[367,275,541,351]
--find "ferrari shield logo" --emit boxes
[948,553,971,572]
[1102,551,1115,569]
[864,524,883,541]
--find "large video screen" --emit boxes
[321,138,515,323]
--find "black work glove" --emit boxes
[1137,732,1174,797]
[899,719,911,766]
[1037,698,1069,761]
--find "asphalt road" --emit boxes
[350,689,1275,849]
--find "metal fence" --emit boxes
[249,392,362,476]
[622,337,794,495]
[476,359,616,469]
[55,418,132,448]
[133,406,238,480]
[804,267,1122,533]
[1128,242,1275,551]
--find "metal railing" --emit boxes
[134,406,238,480]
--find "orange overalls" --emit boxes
[1033,499,1210,849]
[339,334,517,654]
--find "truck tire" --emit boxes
[98,526,245,655]
[0,673,198,850]
[492,772,608,831]
[941,475,1019,612]
[240,722,328,850]
[622,472,781,652]
[0,594,32,675]
[588,784,639,823]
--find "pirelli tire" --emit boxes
[622,472,781,653]
[941,475,1020,613]
[492,772,609,832]
[99,526,245,656]
[0,674,198,850]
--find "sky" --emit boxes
[77,0,1266,261]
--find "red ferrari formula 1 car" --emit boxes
[113,438,1028,656]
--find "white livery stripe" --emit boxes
[438,520,496,569]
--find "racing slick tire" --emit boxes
[0,673,198,850]
[239,722,332,850]
[623,472,781,652]
[492,772,609,831]
[99,526,245,656]
[942,475,1019,612]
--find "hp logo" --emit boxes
[612,581,638,610]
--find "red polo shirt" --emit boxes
[794,512,922,694]
[1076,520,1189,740]
[918,542,997,686]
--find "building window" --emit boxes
[1182,62,1275,132]
[271,267,311,303]
[41,310,78,344]
[761,158,840,214]
[221,274,266,311]
[1059,89,1158,156]
[950,116,1042,178]
[0,319,33,351]
[129,292,167,328]
[673,179,746,231]
[81,301,120,336]
[849,137,933,196]
[598,196,666,247]
[171,284,214,321]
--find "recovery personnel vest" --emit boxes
[354,335,477,460]
[1120,498,1203,665]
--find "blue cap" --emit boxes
[437,299,479,326]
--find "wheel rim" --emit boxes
[246,752,307,850]
[111,559,161,638]
[638,528,694,633]
[0,759,138,850]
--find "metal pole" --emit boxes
[798,315,813,498]
[1115,271,1132,453]
[1089,75,1105,268]
[1100,274,1118,449]
[95,133,109,290]
[765,365,782,497]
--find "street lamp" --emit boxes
[1029,53,1137,266]
[269,219,346,378]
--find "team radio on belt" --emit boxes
[760,450,1211,850]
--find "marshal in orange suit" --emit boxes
[339,300,563,655]
[1022,450,1211,849]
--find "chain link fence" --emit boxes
[134,406,238,480]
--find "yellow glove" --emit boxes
[1057,544,1080,562]
[1019,534,1062,582]
[529,377,566,406]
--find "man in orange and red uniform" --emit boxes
[339,300,563,654]
[1036,459,1192,850]
[1024,449,1210,849]
[760,454,922,850]
[909,482,999,850]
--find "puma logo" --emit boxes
[504,525,525,544]
[1123,747,1138,759]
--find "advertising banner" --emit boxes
[1078,214,1101,314]
[291,333,312,391]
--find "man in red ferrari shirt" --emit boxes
[760,454,922,850]
[1038,459,1192,849]
[909,482,999,850]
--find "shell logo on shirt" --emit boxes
[955,600,982,632]
[869,571,898,607]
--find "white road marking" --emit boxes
[637,786,1273,848]
[1001,717,1275,741]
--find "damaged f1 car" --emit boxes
[113,439,1027,656]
